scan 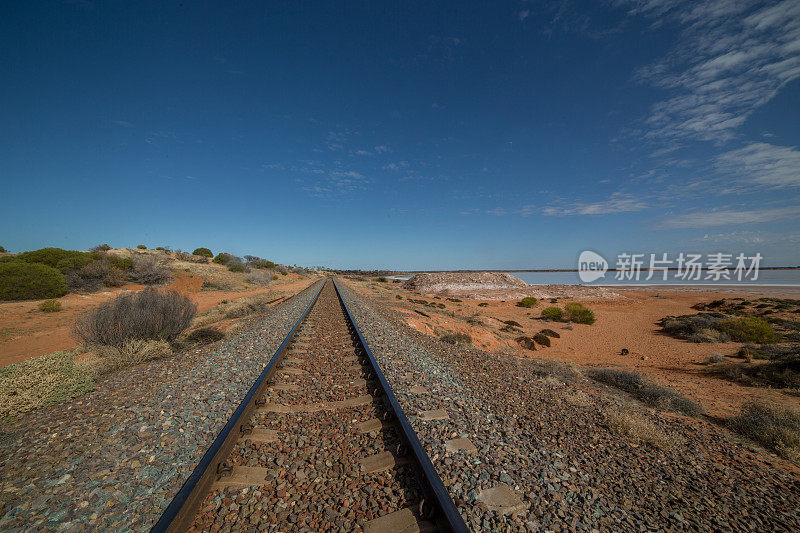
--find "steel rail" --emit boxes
[151,280,325,533]
[332,278,470,533]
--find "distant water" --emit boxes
[390,271,800,286]
[511,270,800,286]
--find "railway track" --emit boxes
[153,278,468,532]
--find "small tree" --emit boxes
[193,248,213,258]
[137,244,147,249]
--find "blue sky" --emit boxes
[1,1,799,269]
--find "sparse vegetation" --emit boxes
[213,252,235,265]
[730,401,800,464]
[716,317,780,343]
[531,359,583,383]
[702,353,726,365]
[227,261,247,273]
[588,368,702,416]
[185,327,225,345]
[137,244,147,249]
[193,247,213,258]
[440,331,472,346]
[604,406,675,450]
[192,293,277,327]
[73,287,196,347]
[541,306,563,321]
[374,277,388,282]
[0,350,94,422]
[38,299,62,312]
[248,258,277,269]
[246,269,274,286]
[0,262,68,300]
[660,313,779,343]
[517,296,537,308]
[280,270,288,276]
[84,339,173,375]
[91,243,112,252]
[533,332,551,347]
[130,257,172,285]
[565,302,596,324]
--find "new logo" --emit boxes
[578,250,608,283]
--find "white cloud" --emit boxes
[374,145,391,153]
[542,193,649,216]
[658,205,800,229]
[622,0,800,143]
[715,142,800,188]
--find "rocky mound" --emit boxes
[403,272,529,293]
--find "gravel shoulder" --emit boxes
[337,279,800,531]
[0,281,322,532]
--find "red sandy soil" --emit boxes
[352,280,800,419]
[0,271,316,368]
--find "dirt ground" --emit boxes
[0,266,317,368]
[348,278,800,419]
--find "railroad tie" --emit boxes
[359,450,410,474]
[364,507,437,533]
[418,408,449,421]
[257,394,374,414]
[212,466,271,489]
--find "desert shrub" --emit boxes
[136,244,147,249]
[588,368,702,416]
[730,401,800,463]
[246,269,273,286]
[533,332,551,347]
[0,350,94,422]
[539,328,560,338]
[185,327,225,345]
[175,252,209,264]
[213,253,234,265]
[688,327,729,343]
[0,262,68,300]
[87,339,173,374]
[503,320,522,327]
[541,306,563,321]
[39,299,62,312]
[193,248,213,258]
[565,302,595,325]
[716,317,779,343]
[660,313,724,340]
[478,302,488,307]
[73,287,196,347]
[517,297,537,308]
[130,257,172,285]
[0,245,6,253]
[201,279,231,291]
[440,332,472,346]
[248,258,276,269]
[719,360,800,390]
[91,243,112,252]
[272,275,279,280]
[66,258,130,292]
[15,248,94,273]
[227,261,247,273]
[516,336,537,350]
[702,353,726,365]
[604,406,674,450]
[155,246,166,251]
[531,360,583,382]
[280,270,287,276]
[374,277,388,282]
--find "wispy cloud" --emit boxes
[519,9,530,22]
[658,205,800,229]
[542,193,649,216]
[692,230,800,244]
[715,142,800,188]
[621,0,800,144]
[111,120,132,127]
[374,145,391,153]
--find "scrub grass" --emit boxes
[588,368,702,416]
[0,351,94,422]
[604,406,675,450]
[730,401,800,464]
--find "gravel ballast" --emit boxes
[337,280,800,531]
[0,281,321,532]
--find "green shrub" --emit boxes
[227,262,247,273]
[155,246,166,251]
[440,332,472,346]
[565,302,595,325]
[375,277,388,282]
[106,255,134,271]
[193,248,213,258]
[272,275,279,280]
[39,299,62,312]
[136,244,147,249]
[541,306,563,321]
[248,258,276,269]
[213,253,233,264]
[0,350,94,422]
[280,270,287,276]
[0,245,6,253]
[533,332,551,347]
[73,287,196,347]
[15,248,94,273]
[517,297,537,308]
[716,317,779,343]
[0,262,68,300]
[90,244,111,252]
[588,368,702,416]
[730,401,800,463]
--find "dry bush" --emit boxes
[185,327,225,345]
[192,293,276,328]
[440,332,472,346]
[246,269,274,286]
[532,359,583,383]
[588,368,702,416]
[561,389,591,407]
[38,299,62,312]
[175,251,209,264]
[86,339,173,374]
[702,353,726,365]
[130,257,172,285]
[604,406,675,450]
[730,401,800,463]
[0,351,94,422]
[73,287,196,347]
